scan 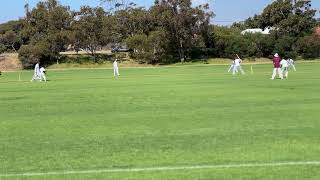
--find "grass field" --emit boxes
[1,63,320,179]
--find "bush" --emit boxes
[297,35,320,59]
[126,30,170,64]
[274,35,297,58]
[18,45,39,68]
[210,26,320,59]
[212,26,272,58]
[0,44,6,54]
[18,41,56,68]
[61,54,114,64]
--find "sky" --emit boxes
[0,0,319,25]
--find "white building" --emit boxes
[241,28,271,35]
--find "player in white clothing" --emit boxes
[232,54,245,75]
[280,58,289,79]
[287,58,296,71]
[31,62,41,82]
[113,59,120,76]
[40,67,47,82]
[228,60,238,73]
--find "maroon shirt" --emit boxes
[273,57,281,68]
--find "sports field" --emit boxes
[1,63,320,179]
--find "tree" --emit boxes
[229,0,317,58]
[297,34,320,58]
[0,20,23,34]
[0,20,24,52]
[19,40,52,68]
[0,44,6,54]
[0,30,20,52]
[211,26,244,57]
[258,0,293,29]
[114,7,153,40]
[72,6,109,60]
[259,0,316,37]
[151,0,213,62]
[232,15,261,30]
[19,0,72,67]
[126,29,169,64]
[236,0,316,38]
[210,25,278,58]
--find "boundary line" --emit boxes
[1,161,320,177]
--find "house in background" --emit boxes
[241,27,272,35]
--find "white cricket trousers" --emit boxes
[40,73,47,82]
[290,64,296,71]
[233,65,245,75]
[114,67,120,76]
[228,65,234,72]
[271,68,283,79]
[282,67,288,78]
[31,73,41,81]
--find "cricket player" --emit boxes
[232,55,245,75]
[288,58,296,71]
[228,60,237,73]
[280,58,289,79]
[40,67,47,82]
[31,62,41,82]
[113,59,120,76]
[271,53,283,80]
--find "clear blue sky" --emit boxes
[1,0,319,25]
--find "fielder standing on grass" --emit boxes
[280,57,289,79]
[228,59,237,73]
[288,58,296,71]
[31,62,41,82]
[113,59,120,76]
[271,53,283,80]
[232,54,245,75]
[40,66,47,82]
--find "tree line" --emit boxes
[0,0,319,68]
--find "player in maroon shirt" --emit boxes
[271,53,283,80]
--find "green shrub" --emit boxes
[18,41,56,68]
[126,30,170,64]
[0,44,6,54]
[297,35,320,59]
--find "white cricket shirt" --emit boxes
[280,60,288,67]
[234,59,241,66]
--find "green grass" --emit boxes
[1,63,320,179]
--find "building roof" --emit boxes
[241,28,271,35]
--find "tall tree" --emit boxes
[259,0,316,37]
[19,0,72,67]
[114,7,153,40]
[72,6,109,59]
[151,0,213,62]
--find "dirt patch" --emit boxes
[0,53,22,71]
